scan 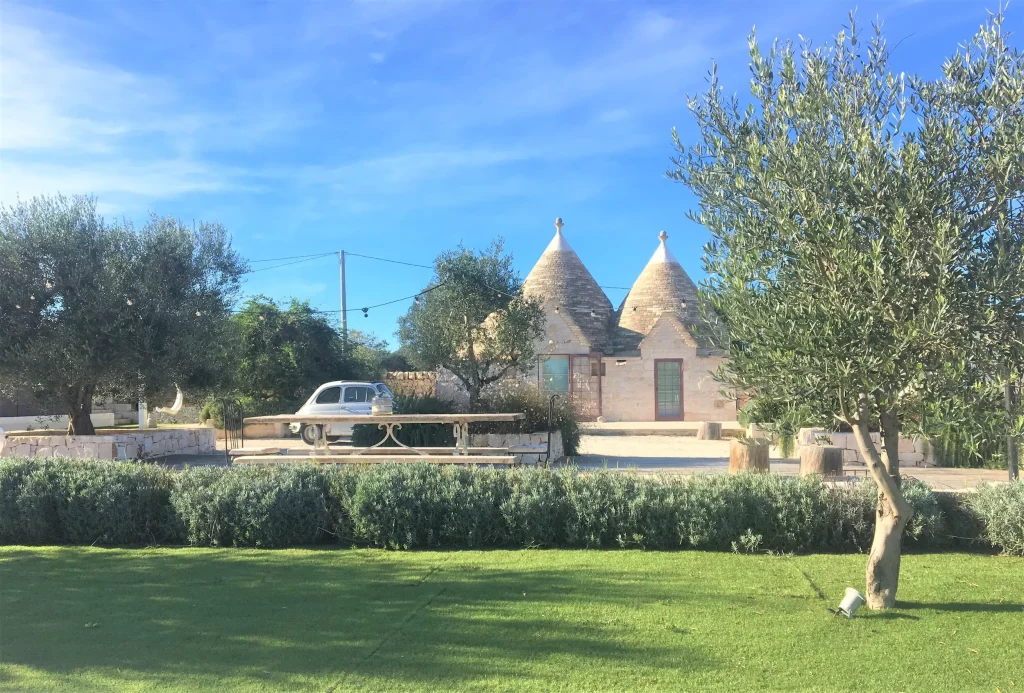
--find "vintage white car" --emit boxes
[289,381,394,445]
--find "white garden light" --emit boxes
[836,588,866,619]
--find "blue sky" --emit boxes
[1,0,1017,346]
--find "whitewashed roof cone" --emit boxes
[523,217,613,350]
[615,230,704,351]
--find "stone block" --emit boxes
[53,446,69,457]
[901,452,925,464]
[37,447,53,458]
[842,449,860,463]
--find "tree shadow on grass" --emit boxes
[898,600,1024,613]
[0,548,732,690]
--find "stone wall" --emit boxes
[796,428,934,467]
[0,428,216,460]
[0,412,116,432]
[384,371,437,398]
[600,323,736,422]
[469,430,564,465]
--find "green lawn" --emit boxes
[0,548,1021,692]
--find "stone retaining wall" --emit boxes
[384,371,437,398]
[469,430,564,465]
[797,428,933,466]
[0,428,216,460]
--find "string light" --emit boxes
[45,281,53,290]
[126,299,134,306]
[14,304,20,309]
[29,295,35,300]
[195,311,202,317]
[258,315,265,321]
[362,308,369,317]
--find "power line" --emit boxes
[248,251,338,263]
[243,253,337,274]
[344,252,433,269]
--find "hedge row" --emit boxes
[1,457,1021,554]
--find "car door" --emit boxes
[342,385,374,416]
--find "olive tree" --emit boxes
[913,13,1024,479]
[398,240,544,409]
[672,14,1022,608]
[0,195,246,435]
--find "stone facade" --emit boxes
[0,428,216,460]
[514,221,736,423]
[796,428,934,467]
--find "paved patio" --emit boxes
[572,435,1009,490]
[161,431,1010,490]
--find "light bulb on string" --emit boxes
[45,281,53,290]
[29,295,35,300]
[258,315,265,321]
[126,299,134,306]
[15,304,21,309]
[195,311,202,317]
[362,308,369,318]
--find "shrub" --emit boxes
[171,465,332,548]
[477,383,582,456]
[351,395,456,449]
[200,396,304,428]
[0,458,181,545]
[968,482,1024,556]
[0,457,1007,553]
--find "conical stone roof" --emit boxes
[523,218,613,351]
[615,231,706,352]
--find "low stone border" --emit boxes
[0,428,216,460]
[469,431,564,464]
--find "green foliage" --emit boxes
[229,297,386,404]
[397,240,545,408]
[968,482,1024,556]
[672,13,1023,478]
[0,459,181,545]
[170,465,334,548]
[0,195,246,435]
[351,386,583,455]
[351,395,457,448]
[199,396,305,429]
[0,458,977,552]
[476,383,581,456]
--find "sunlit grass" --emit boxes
[0,548,1020,691]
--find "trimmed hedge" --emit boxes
[1,457,1022,554]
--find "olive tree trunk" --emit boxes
[66,384,96,436]
[850,406,912,610]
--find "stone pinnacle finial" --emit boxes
[659,230,668,243]
[554,217,564,233]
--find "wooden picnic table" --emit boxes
[243,413,525,458]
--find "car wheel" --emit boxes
[300,424,322,446]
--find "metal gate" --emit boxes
[220,398,245,464]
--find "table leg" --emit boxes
[452,421,470,456]
[314,425,327,456]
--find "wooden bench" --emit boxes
[232,454,517,466]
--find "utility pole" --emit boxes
[339,250,348,351]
